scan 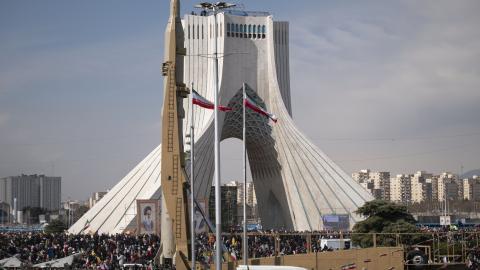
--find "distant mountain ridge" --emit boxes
[461,169,480,179]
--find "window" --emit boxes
[192,24,195,39]
[240,24,243,38]
[197,25,199,39]
[244,24,247,38]
[248,24,252,38]
[235,24,239,37]
[253,25,256,38]
[227,23,230,37]
[188,25,190,39]
[262,25,266,39]
[202,25,204,39]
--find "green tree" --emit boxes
[45,219,67,233]
[352,200,421,247]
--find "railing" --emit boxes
[194,231,480,265]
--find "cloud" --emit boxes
[284,1,480,174]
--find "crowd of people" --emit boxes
[0,229,354,268]
[0,232,159,269]
[195,232,277,264]
[193,230,344,264]
[1,227,480,268]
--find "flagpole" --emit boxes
[213,6,222,270]
[242,82,248,265]
[190,82,196,270]
[194,4,236,269]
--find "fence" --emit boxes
[193,231,480,264]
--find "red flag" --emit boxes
[81,219,90,232]
[244,95,278,123]
[192,90,232,112]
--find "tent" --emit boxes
[32,254,79,268]
[0,256,23,268]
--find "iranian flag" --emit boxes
[341,263,357,270]
[192,90,232,112]
[244,95,278,123]
[81,219,90,232]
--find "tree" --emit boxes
[352,200,422,247]
[44,219,67,233]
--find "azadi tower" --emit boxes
[69,2,373,235]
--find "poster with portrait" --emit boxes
[137,199,159,235]
[194,199,208,234]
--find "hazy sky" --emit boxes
[1,1,479,201]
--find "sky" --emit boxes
[0,0,479,201]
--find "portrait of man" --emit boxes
[142,206,154,232]
[137,200,159,235]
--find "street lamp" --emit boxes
[193,3,236,270]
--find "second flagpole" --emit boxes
[190,82,196,270]
[242,82,248,265]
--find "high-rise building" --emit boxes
[352,170,390,200]
[437,172,460,202]
[390,174,411,203]
[370,171,391,200]
[463,175,480,201]
[431,175,439,202]
[352,169,370,183]
[411,171,433,203]
[0,174,61,211]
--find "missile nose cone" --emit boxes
[170,0,180,18]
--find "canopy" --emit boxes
[33,254,79,268]
[0,256,23,268]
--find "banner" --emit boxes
[137,200,160,235]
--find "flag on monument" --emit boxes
[244,95,278,123]
[192,90,232,111]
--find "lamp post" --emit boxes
[194,2,236,270]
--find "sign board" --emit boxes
[322,214,350,231]
[136,199,160,235]
[440,215,451,226]
[246,223,262,231]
